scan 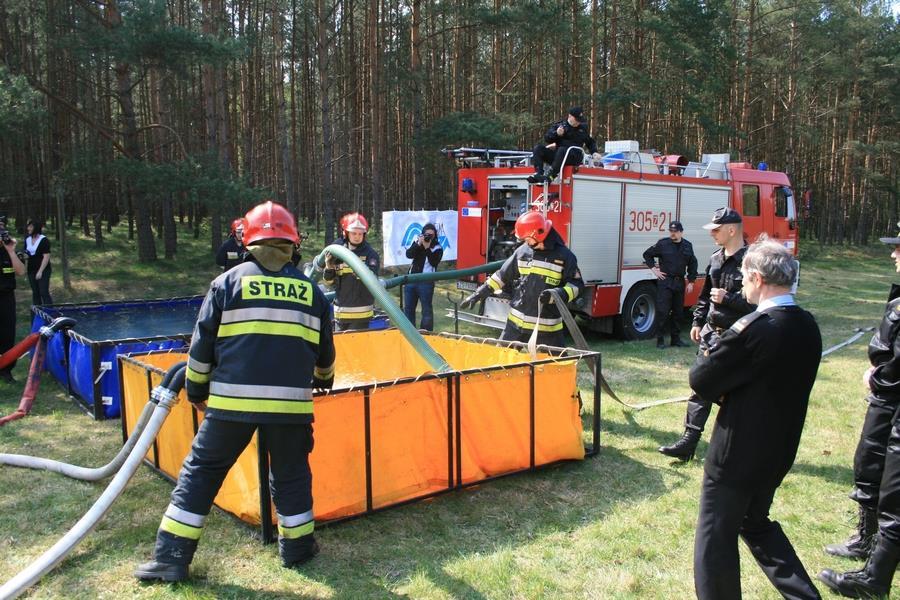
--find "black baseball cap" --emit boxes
[568,106,586,122]
[879,222,900,245]
[702,207,742,230]
[668,220,683,232]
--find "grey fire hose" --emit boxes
[308,244,452,373]
[0,400,156,480]
[0,362,186,600]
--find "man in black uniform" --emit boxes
[823,225,900,565]
[659,207,756,461]
[526,106,600,184]
[215,218,247,271]
[818,230,900,598]
[642,220,698,349]
[0,216,26,383]
[460,211,583,349]
[322,212,380,331]
[134,201,335,582]
[691,238,822,600]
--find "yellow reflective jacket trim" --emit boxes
[218,320,320,344]
[160,516,203,540]
[207,394,314,414]
[334,309,374,319]
[314,362,335,379]
[186,366,210,384]
[488,274,503,291]
[508,312,564,332]
[1,267,13,274]
[564,283,579,301]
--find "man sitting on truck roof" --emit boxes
[526,106,601,184]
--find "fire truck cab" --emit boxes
[448,141,798,340]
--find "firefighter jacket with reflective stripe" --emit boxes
[0,251,16,292]
[184,258,336,424]
[487,228,583,334]
[692,245,756,330]
[322,238,380,321]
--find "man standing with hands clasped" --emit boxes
[642,219,698,349]
[690,237,821,600]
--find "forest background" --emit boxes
[0,0,896,266]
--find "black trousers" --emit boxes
[531,144,584,176]
[154,417,315,565]
[27,267,52,305]
[877,417,900,546]
[0,290,16,375]
[656,278,685,340]
[849,396,900,510]
[685,326,721,432]
[694,475,821,600]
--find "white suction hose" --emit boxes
[0,400,156,480]
[0,364,185,600]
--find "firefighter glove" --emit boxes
[312,375,334,392]
[539,289,555,305]
[460,285,490,310]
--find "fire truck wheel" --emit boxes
[617,281,658,340]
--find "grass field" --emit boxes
[0,226,897,599]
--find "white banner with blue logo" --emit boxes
[381,210,458,267]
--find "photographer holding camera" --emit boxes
[0,215,26,383]
[403,222,443,331]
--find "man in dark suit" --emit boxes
[690,238,822,600]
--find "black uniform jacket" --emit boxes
[185,257,336,425]
[867,284,900,403]
[322,238,380,321]
[689,305,822,491]
[0,250,16,292]
[642,237,698,282]
[405,241,443,274]
[487,228,584,334]
[544,120,598,154]
[692,245,756,330]
[215,237,246,271]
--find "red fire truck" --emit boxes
[447,140,798,339]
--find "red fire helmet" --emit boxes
[230,218,245,235]
[340,212,369,234]
[242,201,300,246]
[514,211,552,243]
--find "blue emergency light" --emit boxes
[461,178,476,193]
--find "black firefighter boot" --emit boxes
[657,336,667,349]
[826,505,878,560]
[134,531,195,583]
[670,335,689,348]
[658,428,701,462]
[818,535,900,598]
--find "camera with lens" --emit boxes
[422,232,434,242]
[0,226,11,245]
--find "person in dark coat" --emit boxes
[0,215,26,383]
[642,219,698,348]
[403,222,443,331]
[526,106,600,184]
[818,230,900,598]
[690,238,821,600]
[215,218,247,271]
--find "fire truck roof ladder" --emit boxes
[441,147,532,168]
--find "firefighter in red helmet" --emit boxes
[215,217,247,271]
[135,200,335,582]
[322,212,381,331]
[461,211,584,348]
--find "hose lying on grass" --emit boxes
[0,362,186,600]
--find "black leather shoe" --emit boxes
[526,173,545,184]
[658,428,701,462]
[656,338,667,349]
[818,568,889,598]
[134,560,189,582]
[282,539,320,568]
[671,338,689,348]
